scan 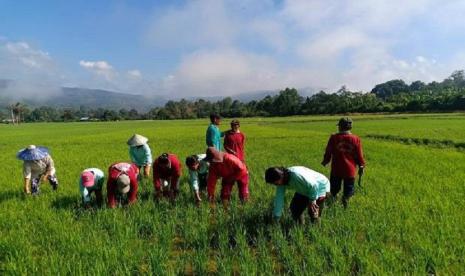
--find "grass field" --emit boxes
[1,113,464,274]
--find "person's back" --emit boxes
[325,133,363,178]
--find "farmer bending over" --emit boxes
[186,154,209,205]
[107,162,139,208]
[265,166,330,224]
[153,153,182,201]
[79,168,105,208]
[17,145,58,195]
[127,134,152,178]
[206,147,249,208]
[321,117,365,208]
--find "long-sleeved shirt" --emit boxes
[79,168,105,203]
[224,130,246,161]
[107,162,139,208]
[207,153,247,198]
[129,144,152,166]
[188,154,209,192]
[273,166,330,218]
[322,132,365,178]
[206,124,223,150]
[152,154,182,191]
[23,155,55,179]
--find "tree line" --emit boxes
[2,70,465,123]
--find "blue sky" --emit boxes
[1,0,465,98]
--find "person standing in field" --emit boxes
[79,168,105,208]
[17,145,58,195]
[321,117,365,208]
[206,113,224,151]
[185,154,210,205]
[223,119,246,163]
[107,162,139,208]
[127,134,152,178]
[206,147,249,207]
[153,153,182,201]
[265,166,330,224]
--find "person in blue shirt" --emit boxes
[265,166,330,224]
[127,134,153,178]
[206,113,224,150]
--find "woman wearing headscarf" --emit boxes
[17,145,58,195]
[79,168,105,208]
[127,134,153,178]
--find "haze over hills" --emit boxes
[0,79,319,111]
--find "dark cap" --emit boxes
[337,117,352,129]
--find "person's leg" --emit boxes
[143,165,151,178]
[290,192,310,224]
[220,178,234,208]
[48,174,58,190]
[330,175,342,198]
[342,178,355,208]
[31,177,40,195]
[237,173,249,203]
[198,173,208,193]
[95,189,103,207]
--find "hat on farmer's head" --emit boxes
[16,145,49,161]
[337,117,353,130]
[116,174,130,194]
[81,171,95,187]
[127,134,148,147]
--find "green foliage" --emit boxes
[0,114,464,274]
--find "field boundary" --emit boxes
[366,134,465,150]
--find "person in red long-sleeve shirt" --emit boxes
[321,117,365,208]
[224,119,246,163]
[107,162,139,208]
[153,153,182,201]
[206,147,249,208]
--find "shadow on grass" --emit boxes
[0,190,25,204]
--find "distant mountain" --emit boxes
[0,84,167,111]
[49,87,167,111]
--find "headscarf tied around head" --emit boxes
[16,145,49,161]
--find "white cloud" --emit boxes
[127,69,142,79]
[79,60,116,80]
[4,41,52,69]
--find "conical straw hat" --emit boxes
[127,134,148,146]
[16,145,50,161]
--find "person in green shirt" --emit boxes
[265,166,330,224]
[79,168,105,208]
[206,113,224,150]
[185,154,209,205]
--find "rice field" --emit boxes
[0,113,464,274]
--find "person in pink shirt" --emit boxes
[106,162,139,208]
[223,119,246,163]
[153,153,182,201]
[206,147,249,207]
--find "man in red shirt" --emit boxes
[321,117,365,207]
[206,147,249,207]
[153,153,182,201]
[107,162,139,208]
[224,119,246,163]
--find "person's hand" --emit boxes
[358,166,365,176]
